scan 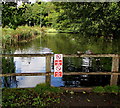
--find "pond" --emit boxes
[1,33,120,88]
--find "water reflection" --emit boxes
[1,57,46,88]
[2,33,119,88]
[2,33,120,54]
[63,51,111,87]
[1,54,112,88]
[15,57,46,88]
[1,76,17,88]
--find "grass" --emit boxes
[93,85,120,94]
[2,26,58,48]
[2,25,41,47]
[2,83,63,107]
[35,83,62,95]
[2,84,120,107]
[46,28,58,33]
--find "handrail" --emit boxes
[1,53,120,86]
[0,72,120,77]
[1,54,120,57]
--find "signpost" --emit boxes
[54,54,63,77]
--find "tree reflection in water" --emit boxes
[1,57,17,88]
[63,51,111,87]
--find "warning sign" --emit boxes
[54,54,63,77]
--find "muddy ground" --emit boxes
[50,89,120,107]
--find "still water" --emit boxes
[1,33,120,88]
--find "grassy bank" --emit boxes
[2,26,41,47]
[2,26,58,48]
[2,83,63,107]
[2,84,120,107]
[93,85,120,94]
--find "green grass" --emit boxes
[46,28,58,33]
[2,26,58,48]
[93,85,120,94]
[2,83,63,107]
[92,86,105,93]
[35,83,63,95]
[2,25,41,47]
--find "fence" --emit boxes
[0,54,120,86]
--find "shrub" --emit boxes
[93,85,120,94]
[93,86,105,93]
[104,85,119,93]
[47,28,57,33]
[34,83,62,95]
[2,26,41,46]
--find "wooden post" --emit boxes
[46,56,51,85]
[110,57,119,85]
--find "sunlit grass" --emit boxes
[2,25,41,47]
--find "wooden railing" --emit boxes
[0,54,120,86]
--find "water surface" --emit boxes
[1,33,120,88]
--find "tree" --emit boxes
[52,2,120,38]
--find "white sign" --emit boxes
[54,54,63,77]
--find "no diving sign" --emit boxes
[54,54,63,77]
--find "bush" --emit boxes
[2,26,41,47]
[34,83,62,95]
[2,86,62,107]
[47,28,58,33]
[104,85,119,93]
[93,85,120,94]
[93,86,105,93]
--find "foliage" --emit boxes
[2,25,41,47]
[2,2,120,38]
[2,57,15,74]
[93,85,120,94]
[2,2,53,28]
[34,83,63,95]
[104,85,119,93]
[53,2,120,38]
[46,28,58,33]
[93,86,105,93]
[2,85,62,107]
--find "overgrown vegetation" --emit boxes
[93,85,120,94]
[2,2,120,39]
[2,83,63,107]
[2,26,41,47]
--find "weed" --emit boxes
[93,86,105,93]
[2,85,63,107]
[93,85,120,94]
[34,83,62,95]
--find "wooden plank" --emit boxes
[1,72,120,77]
[110,57,119,85]
[46,57,51,72]
[64,72,120,75]
[46,56,51,85]
[0,72,52,77]
[1,54,120,58]
[64,54,120,58]
[1,54,54,57]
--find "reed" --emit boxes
[2,25,41,47]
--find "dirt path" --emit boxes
[50,91,120,107]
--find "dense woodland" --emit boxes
[2,2,120,38]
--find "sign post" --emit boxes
[54,54,63,77]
